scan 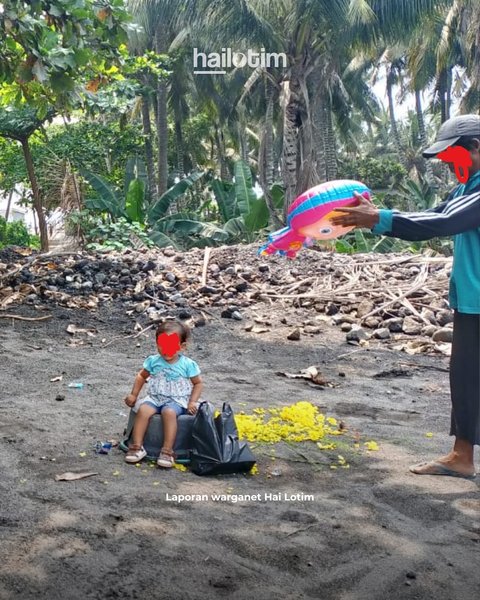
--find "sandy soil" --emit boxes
[0,302,479,600]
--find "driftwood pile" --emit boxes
[0,245,453,354]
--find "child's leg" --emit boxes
[131,403,158,447]
[157,404,186,467]
[161,407,178,451]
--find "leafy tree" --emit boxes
[0,107,54,249]
[0,0,130,113]
[0,0,130,250]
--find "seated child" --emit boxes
[124,319,203,467]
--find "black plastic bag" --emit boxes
[190,402,256,475]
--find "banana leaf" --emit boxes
[244,198,269,233]
[234,160,257,217]
[125,178,145,223]
[211,179,238,223]
[148,171,205,222]
[80,168,125,219]
[270,183,286,210]
[148,229,179,249]
[125,157,147,203]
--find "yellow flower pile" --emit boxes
[235,401,343,443]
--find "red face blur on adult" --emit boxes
[437,146,473,183]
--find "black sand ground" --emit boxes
[0,304,479,600]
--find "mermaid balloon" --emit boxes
[259,179,371,258]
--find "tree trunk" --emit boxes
[174,119,185,177]
[387,80,406,166]
[310,66,327,184]
[438,67,453,123]
[324,97,337,180]
[264,80,275,188]
[281,79,302,211]
[446,67,452,119]
[21,138,48,251]
[215,126,230,181]
[259,80,283,229]
[141,95,156,200]
[155,24,169,197]
[415,90,434,183]
[4,188,14,221]
[239,124,249,163]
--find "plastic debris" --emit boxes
[55,471,98,481]
[94,441,113,454]
[68,382,84,389]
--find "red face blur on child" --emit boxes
[156,332,181,358]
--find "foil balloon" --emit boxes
[259,179,371,258]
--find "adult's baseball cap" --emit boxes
[422,114,480,158]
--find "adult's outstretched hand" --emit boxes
[330,192,380,229]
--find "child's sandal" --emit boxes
[125,444,147,464]
[157,447,175,468]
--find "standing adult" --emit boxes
[331,115,480,479]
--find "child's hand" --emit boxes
[187,402,198,415]
[124,394,137,408]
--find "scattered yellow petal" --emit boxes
[79,452,87,457]
[330,465,338,470]
[112,470,120,476]
[425,432,434,438]
[153,481,160,486]
[317,442,336,450]
[235,401,344,444]
[364,441,379,451]
[173,463,187,472]
[103,481,108,484]
[135,463,141,468]
[250,464,259,475]
[19,479,27,484]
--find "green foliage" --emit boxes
[0,0,130,112]
[125,178,145,223]
[394,177,440,211]
[0,121,146,198]
[334,230,410,254]
[81,168,126,219]
[148,171,206,222]
[80,157,149,223]
[0,216,32,248]
[211,179,239,223]
[64,208,99,240]
[86,218,155,252]
[338,157,407,190]
[0,106,54,141]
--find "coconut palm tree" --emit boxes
[436,0,480,114]
[128,0,198,195]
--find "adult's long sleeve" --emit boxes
[372,190,480,241]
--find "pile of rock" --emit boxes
[0,244,454,351]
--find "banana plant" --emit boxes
[80,157,149,223]
[210,160,284,243]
